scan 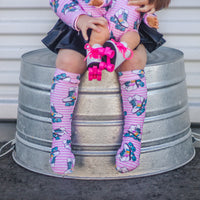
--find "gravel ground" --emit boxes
[0,146,200,200]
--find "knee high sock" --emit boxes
[116,70,147,173]
[50,68,80,175]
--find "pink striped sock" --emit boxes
[116,70,147,173]
[50,68,80,175]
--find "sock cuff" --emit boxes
[118,70,145,82]
[54,68,81,84]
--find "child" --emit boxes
[42,0,170,175]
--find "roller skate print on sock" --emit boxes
[116,141,137,173]
[118,142,136,162]
[63,87,77,106]
[59,136,75,175]
[50,147,60,167]
[84,43,109,81]
[63,139,72,150]
[128,95,147,116]
[53,128,67,140]
[103,39,133,71]
[133,70,145,79]
[64,158,75,174]
[51,73,71,93]
[123,125,142,142]
[122,79,145,91]
[51,103,63,123]
[50,137,75,175]
[62,140,75,174]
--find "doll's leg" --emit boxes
[85,24,110,81]
[50,49,86,175]
[102,31,140,72]
[89,24,110,47]
[115,45,147,173]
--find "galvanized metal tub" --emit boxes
[13,47,195,179]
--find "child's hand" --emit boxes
[128,0,156,13]
[76,15,108,41]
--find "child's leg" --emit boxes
[116,45,147,173]
[120,31,140,51]
[116,44,147,72]
[50,49,86,175]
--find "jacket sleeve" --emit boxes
[49,0,87,29]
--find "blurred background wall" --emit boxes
[0,0,199,125]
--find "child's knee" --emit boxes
[56,53,79,68]
[56,49,86,73]
[117,44,147,71]
[120,31,140,49]
[132,45,147,69]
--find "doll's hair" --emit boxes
[149,0,171,11]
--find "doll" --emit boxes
[85,0,159,81]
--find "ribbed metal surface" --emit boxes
[13,47,195,179]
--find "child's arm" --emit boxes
[49,0,108,41]
[76,15,109,41]
[49,0,87,29]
